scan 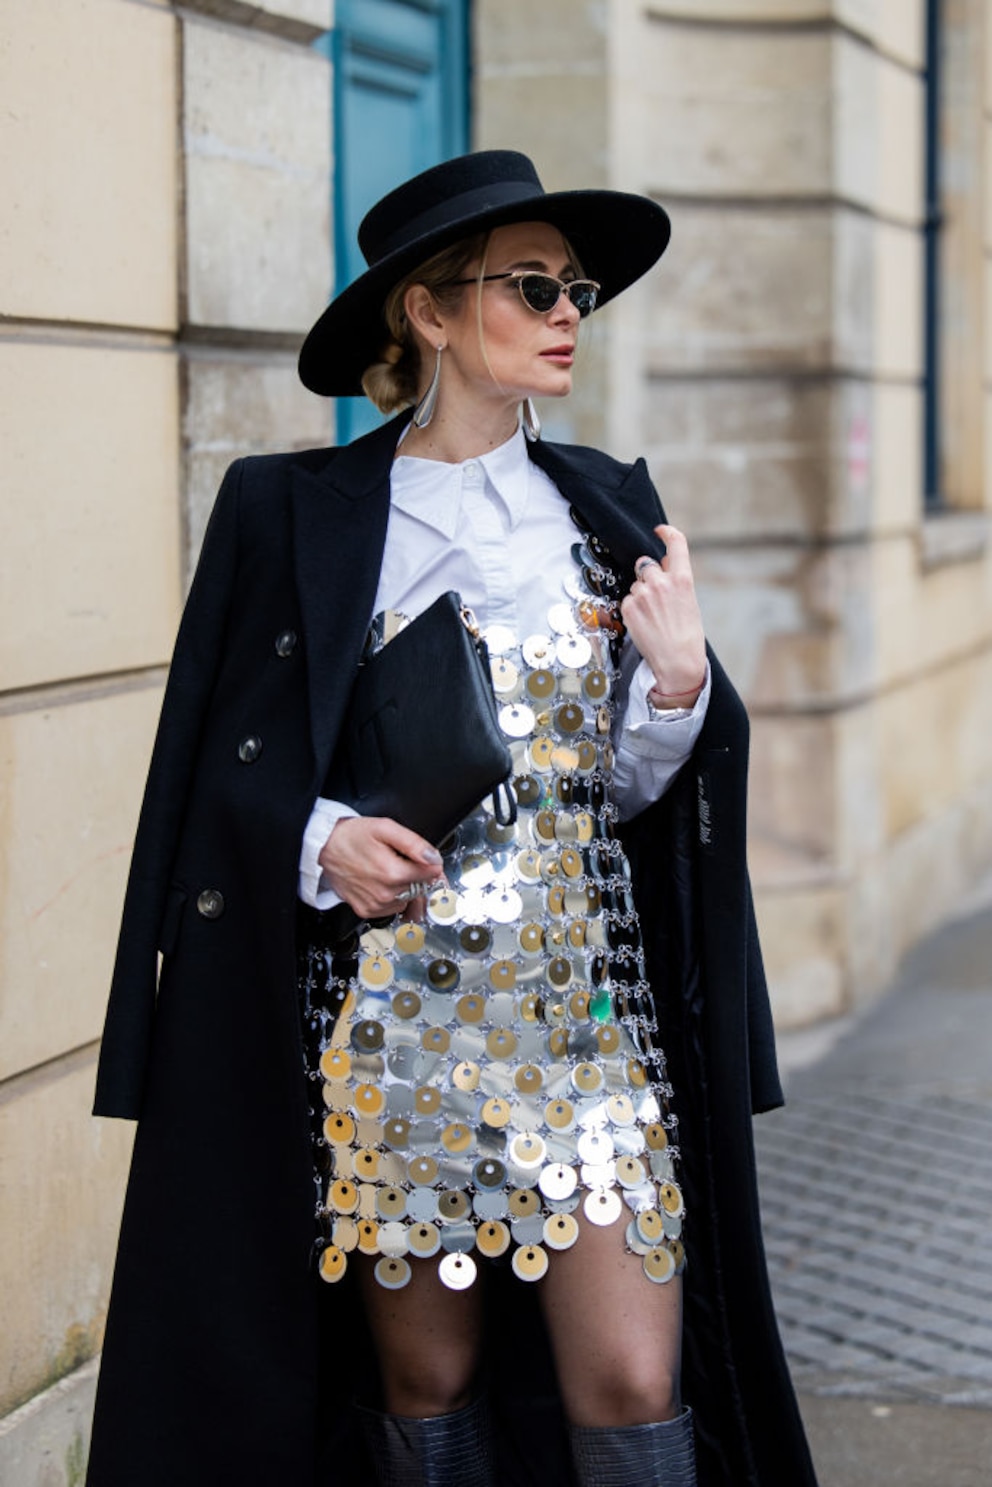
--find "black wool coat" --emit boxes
[87,414,818,1487]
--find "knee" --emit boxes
[576,1357,681,1428]
[381,1348,477,1418]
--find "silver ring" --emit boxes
[635,557,660,578]
[396,880,429,903]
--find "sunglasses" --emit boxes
[453,271,601,318]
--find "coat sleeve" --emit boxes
[93,461,244,1119]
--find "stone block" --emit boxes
[0,684,164,1083]
[0,0,177,330]
[834,33,923,223]
[695,539,875,708]
[646,205,835,374]
[985,122,992,247]
[0,1359,98,1487]
[748,711,837,869]
[182,0,331,37]
[836,0,925,68]
[876,650,992,838]
[652,0,828,18]
[182,349,333,579]
[0,1056,133,1417]
[474,78,609,191]
[641,377,836,543]
[873,219,923,378]
[872,533,992,689]
[752,879,849,1027]
[183,19,332,332]
[475,0,606,69]
[0,341,180,692]
[871,381,921,535]
[631,23,830,198]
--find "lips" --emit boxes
[541,345,575,363]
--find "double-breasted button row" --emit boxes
[238,735,263,764]
[196,888,225,919]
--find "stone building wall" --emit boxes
[0,1,331,1478]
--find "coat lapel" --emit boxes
[291,415,407,775]
[527,439,668,577]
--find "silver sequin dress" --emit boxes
[303,546,685,1293]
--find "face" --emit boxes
[422,221,585,411]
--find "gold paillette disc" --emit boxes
[643,1247,676,1285]
[357,1220,380,1254]
[324,1112,356,1145]
[452,1060,481,1092]
[329,1179,359,1215]
[318,1245,347,1283]
[408,1155,439,1186]
[438,1189,471,1222]
[489,959,517,991]
[375,1257,411,1290]
[354,1084,386,1118]
[645,1122,668,1150]
[353,1149,380,1180]
[509,1188,540,1218]
[415,1086,442,1115]
[409,1223,441,1257]
[421,1026,451,1054]
[477,1221,511,1257]
[636,1210,664,1244]
[545,1099,575,1130]
[456,993,484,1024]
[319,1048,351,1081]
[487,1027,518,1059]
[544,1213,580,1251]
[394,922,425,953]
[515,1064,543,1095]
[441,1123,473,1154]
[392,991,422,1021]
[512,1245,549,1281]
[358,956,393,991]
[481,1097,512,1129]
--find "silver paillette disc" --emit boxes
[377,1221,410,1258]
[499,703,536,739]
[406,1188,439,1223]
[488,888,524,924]
[556,634,592,668]
[439,1252,477,1291]
[547,603,576,636]
[538,1162,578,1201]
[510,1213,545,1247]
[510,1132,547,1170]
[374,1256,412,1290]
[440,1219,477,1254]
[577,1129,615,1165]
[584,1189,623,1227]
[484,624,516,655]
[521,635,554,668]
[625,1219,653,1256]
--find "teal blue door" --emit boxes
[321,0,470,442]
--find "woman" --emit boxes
[88,153,817,1487]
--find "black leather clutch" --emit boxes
[323,590,516,846]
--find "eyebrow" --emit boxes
[501,257,578,278]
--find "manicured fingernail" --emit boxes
[422,848,442,864]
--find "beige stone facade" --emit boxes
[2,0,992,1476]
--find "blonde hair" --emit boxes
[361,234,488,413]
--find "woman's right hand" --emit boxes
[318,816,444,920]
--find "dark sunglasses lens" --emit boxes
[568,282,597,317]
[520,274,561,313]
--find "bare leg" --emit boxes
[356,1256,485,1417]
[538,1213,683,1427]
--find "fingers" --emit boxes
[318,816,445,920]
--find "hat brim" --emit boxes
[298,189,671,397]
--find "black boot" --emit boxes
[356,1396,494,1487]
[569,1407,697,1486]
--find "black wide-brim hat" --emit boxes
[298,150,671,397]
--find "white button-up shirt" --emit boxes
[299,426,710,908]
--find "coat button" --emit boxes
[238,735,262,763]
[274,629,297,657]
[196,888,225,920]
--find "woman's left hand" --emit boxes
[620,523,707,708]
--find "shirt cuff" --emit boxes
[622,658,711,756]
[298,797,360,910]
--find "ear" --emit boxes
[403,283,448,350]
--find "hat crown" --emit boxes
[359,151,546,267]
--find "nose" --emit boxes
[551,289,581,327]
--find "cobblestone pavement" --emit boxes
[754,894,992,1483]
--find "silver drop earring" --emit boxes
[413,345,443,428]
[522,397,541,442]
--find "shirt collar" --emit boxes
[390,424,530,537]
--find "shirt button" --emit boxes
[275,629,297,657]
[196,889,225,920]
[238,735,262,763]
[463,461,482,484]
